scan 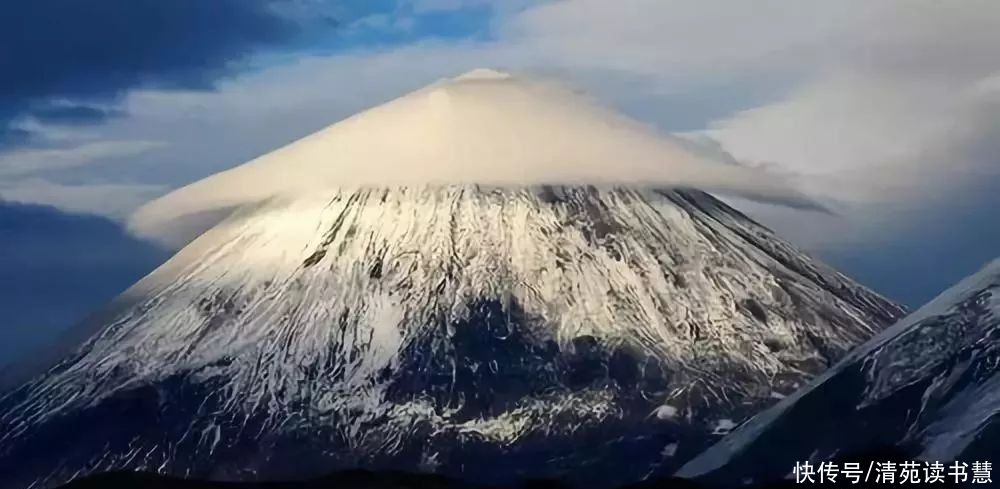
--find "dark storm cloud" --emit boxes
[0,0,311,142]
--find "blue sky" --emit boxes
[1,0,999,367]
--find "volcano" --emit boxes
[0,71,903,489]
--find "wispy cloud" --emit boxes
[0,141,166,178]
[0,178,167,220]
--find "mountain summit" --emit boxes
[0,72,902,489]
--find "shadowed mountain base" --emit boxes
[57,446,971,489]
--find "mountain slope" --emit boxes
[0,186,902,489]
[677,258,1000,486]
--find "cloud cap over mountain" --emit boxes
[129,70,817,246]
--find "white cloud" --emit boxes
[499,0,861,82]
[695,1,1000,246]
[708,76,959,202]
[129,70,817,245]
[0,178,167,219]
[0,140,166,178]
[0,138,167,220]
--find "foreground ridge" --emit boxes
[679,259,1000,486]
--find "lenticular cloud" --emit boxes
[130,69,815,245]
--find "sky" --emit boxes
[1,0,999,366]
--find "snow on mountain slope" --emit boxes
[677,258,1000,486]
[0,186,902,489]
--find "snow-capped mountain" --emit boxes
[0,186,902,489]
[0,71,903,489]
[678,258,1000,486]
